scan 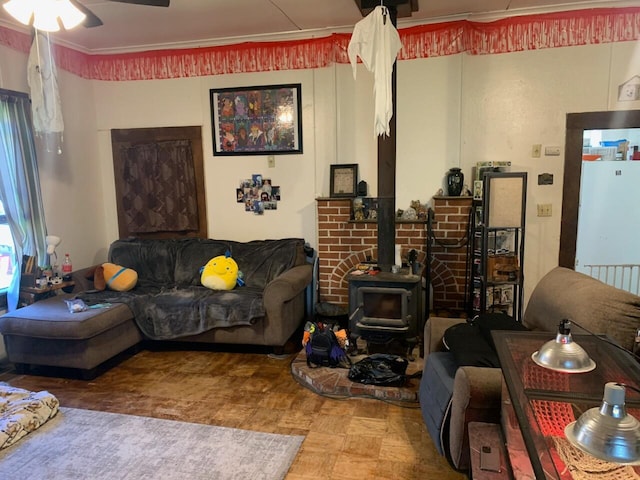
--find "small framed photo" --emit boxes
[330,164,358,198]
[473,180,483,200]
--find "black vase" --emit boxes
[446,168,464,196]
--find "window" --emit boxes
[1,88,47,311]
[0,199,15,291]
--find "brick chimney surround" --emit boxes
[316,196,473,314]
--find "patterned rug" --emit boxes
[290,349,423,403]
[0,407,304,480]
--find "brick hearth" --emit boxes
[316,196,473,314]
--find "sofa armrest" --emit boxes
[70,266,99,293]
[424,317,466,356]
[448,366,503,470]
[263,264,313,308]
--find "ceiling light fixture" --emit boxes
[3,0,86,32]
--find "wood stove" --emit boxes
[348,269,422,358]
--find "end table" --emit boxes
[19,281,75,307]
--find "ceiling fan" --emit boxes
[2,0,170,31]
[70,0,170,28]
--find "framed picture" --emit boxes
[330,164,358,198]
[210,83,302,156]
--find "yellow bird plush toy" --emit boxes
[200,251,244,290]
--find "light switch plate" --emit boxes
[545,146,561,156]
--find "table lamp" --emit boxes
[531,319,596,373]
[565,382,640,464]
[46,235,61,263]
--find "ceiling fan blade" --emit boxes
[107,0,170,6]
[68,0,103,28]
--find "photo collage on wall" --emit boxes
[236,174,281,215]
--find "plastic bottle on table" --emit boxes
[62,253,72,279]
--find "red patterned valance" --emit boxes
[1,7,638,81]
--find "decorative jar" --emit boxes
[446,168,464,196]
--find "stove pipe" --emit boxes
[376,6,398,272]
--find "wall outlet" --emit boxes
[537,204,552,217]
[268,155,275,168]
[532,144,542,158]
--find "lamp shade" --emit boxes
[531,319,596,373]
[565,383,640,464]
[46,235,61,255]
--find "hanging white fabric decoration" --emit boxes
[28,30,64,154]
[348,6,402,137]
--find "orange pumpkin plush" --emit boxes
[101,263,138,291]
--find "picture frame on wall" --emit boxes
[330,164,358,198]
[210,83,302,156]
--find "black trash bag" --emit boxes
[348,353,409,387]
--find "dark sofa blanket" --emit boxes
[79,238,303,340]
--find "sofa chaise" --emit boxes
[0,237,313,378]
[419,266,640,470]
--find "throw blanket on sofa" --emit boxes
[79,285,265,340]
[78,287,265,340]
[79,238,304,340]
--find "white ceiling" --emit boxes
[0,0,635,53]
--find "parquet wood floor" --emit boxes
[0,348,466,480]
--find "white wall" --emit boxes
[2,37,640,307]
[460,44,615,298]
[459,42,640,302]
[0,43,104,270]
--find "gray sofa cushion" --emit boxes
[109,238,179,287]
[0,294,134,340]
[523,267,640,350]
[228,239,303,289]
[173,239,231,285]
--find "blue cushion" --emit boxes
[419,352,458,455]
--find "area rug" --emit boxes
[0,407,304,480]
[291,350,422,403]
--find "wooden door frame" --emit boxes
[559,110,640,268]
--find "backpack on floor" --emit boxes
[304,322,350,368]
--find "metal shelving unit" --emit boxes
[470,172,527,321]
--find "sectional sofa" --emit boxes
[0,237,313,378]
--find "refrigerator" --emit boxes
[575,160,640,294]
